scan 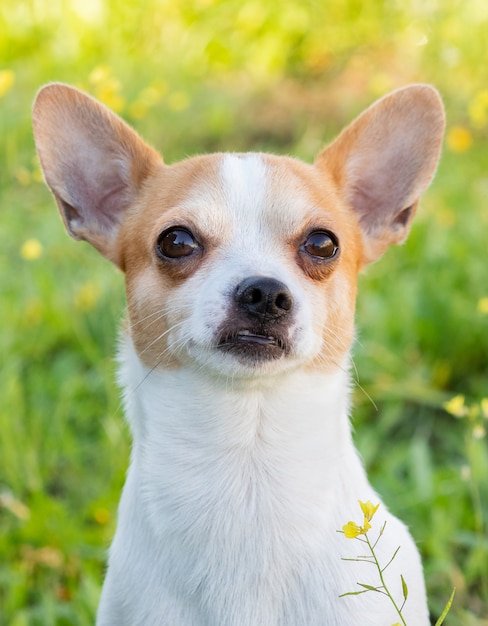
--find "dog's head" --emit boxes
[33,84,444,378]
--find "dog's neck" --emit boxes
[110,333,376,623]
[119,333,353,451]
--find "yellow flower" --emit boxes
[469,89,488,128]
[88,65,125,112]
[93,507,110,525]
[443,394,468,418]
[359,500,380,522]
[15,167,31,186]
[343,521,362,538]
[0,69,15,98]
[481,398,488,419]
[20,238,43,261]
[342,519,371,538]
[478,297,488,315]
[446,126,473,153]
[342,501,379,538]
[88,65,111,85]
[96,81,125,113]
[74,282,101,311]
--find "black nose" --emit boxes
[235,276,293,322]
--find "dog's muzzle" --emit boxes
[217,276,294,362]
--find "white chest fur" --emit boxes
[96,337,429,626]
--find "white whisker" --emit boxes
[138,319,188,358]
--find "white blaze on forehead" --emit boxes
[215,152,304,295]
[220,153,268,222]
[219,152,321,241]
[216,152,309,277]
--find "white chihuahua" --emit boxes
[33,83,444,625]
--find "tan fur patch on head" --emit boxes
[117,151,367,373]
[116,155,227,368]
[260,155,363,370]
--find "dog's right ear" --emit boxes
[315,84,445,266]
[33,83,161,266]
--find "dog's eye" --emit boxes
[156,228,200,259]
[302,230,338,260]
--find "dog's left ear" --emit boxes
[33,83,162,266]
[315,84,445,265]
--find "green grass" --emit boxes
[1,1,488,624]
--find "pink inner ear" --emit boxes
[59,158,131,237]
[33,83,161,262]
[347,153,419,237]
[316,85,445,263]
[349,175,412,233]
[393,205,414,229]
[47,114,136,237]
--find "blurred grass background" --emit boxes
[0,0,487,624]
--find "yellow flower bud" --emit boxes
[359,500,380,522]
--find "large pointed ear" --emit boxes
[315,84,445,265]
[33,83,162,266]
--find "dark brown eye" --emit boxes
[156,228,200,259]
[302,230,338,260]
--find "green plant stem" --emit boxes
[365,534,407,626]
[434,588,455,626]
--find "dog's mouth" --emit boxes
[217,329,289,361]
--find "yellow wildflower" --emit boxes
[96,80,125,113]
[342,501,379,538]
[0,69,15,98]
[359,500,380,522]
[343,521,362,539]
[477,297,488,315]
[88,65,111,85]
[446,126,473,153]
[15,167,31,186]
[32,167,44,183]
[443,394,468,418]
[88,66,125,112]
[74,282,101,311]
[468,89,488,128]
[94,507,111,525]
[20,239,43,261]
[481,398,488,419]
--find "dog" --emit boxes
[33,82,444,625]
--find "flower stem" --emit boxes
[365,534,407,626]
